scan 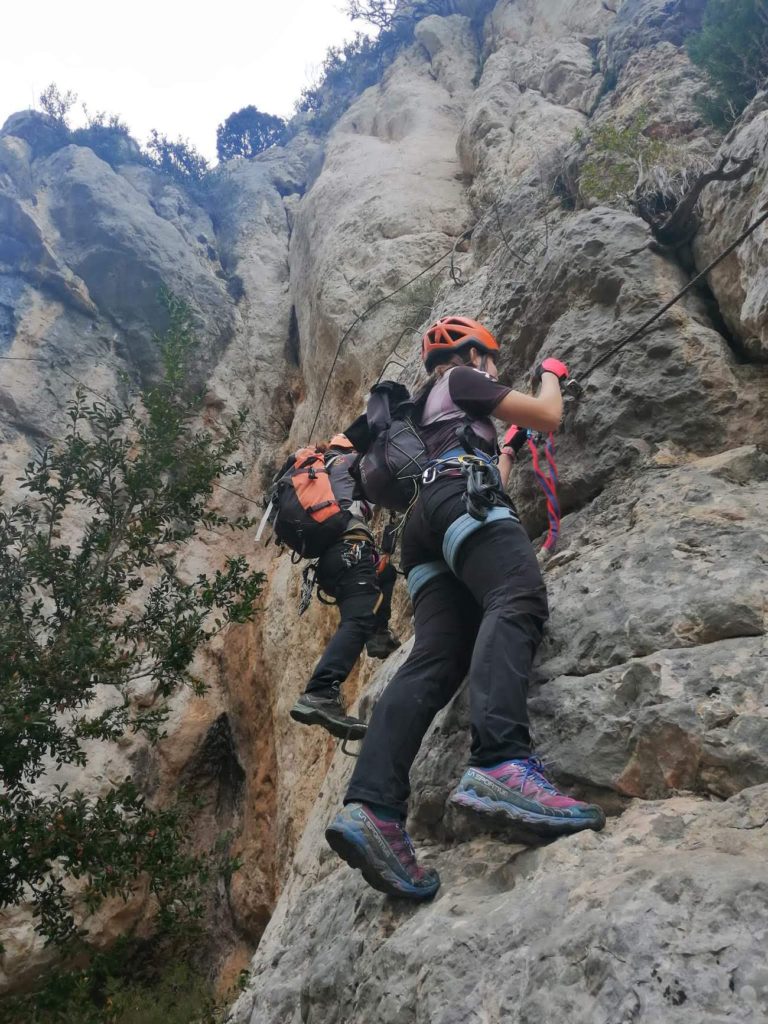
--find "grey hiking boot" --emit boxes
[325,803,440,900]
[365,628,401,659]
[290,690,367,741]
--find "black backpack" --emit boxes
[353,381,429,512]
[267,447,351,558]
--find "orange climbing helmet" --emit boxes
[328,433,355,451]
[421,316,500,372]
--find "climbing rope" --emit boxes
[306,228,472,440]
[527,432,560,553]
[576,203,768,384]
[2,197,766,512]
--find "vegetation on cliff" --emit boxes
[688,0,768,126]
[0,293,263,956]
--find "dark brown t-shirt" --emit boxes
[419,366,511,458]
[445,366,512,417]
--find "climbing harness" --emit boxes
[405,504,521,601]
[411,435,522,592]
[443,506,520,574]
[421,449,503,521]
[406,560,451,600]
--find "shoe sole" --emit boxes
[449,790,606,839]
[325,823,438,902]
[289,704,366,741]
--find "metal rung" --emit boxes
[341,731,364,758]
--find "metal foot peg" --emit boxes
[341,729,364,758]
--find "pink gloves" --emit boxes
[533,357,569,383]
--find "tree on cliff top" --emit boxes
[346,0,398,30]
[216,106,286,161]
[688,0,768,126]
[0,292,263,948]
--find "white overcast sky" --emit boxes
[1,0,371,161]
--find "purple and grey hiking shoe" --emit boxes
[450,757,606,839]
[325,803,440,900]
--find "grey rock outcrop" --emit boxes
[229,0,768,1021]
[605,0,708,79]
[231,785,768,1024]
[694,98,768,362]
[2,0,768,1014]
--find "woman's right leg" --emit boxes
[345,572,479,817]
[326,571,478,901]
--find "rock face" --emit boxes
[2,0,768,1017]
[230,786,768,1024]
[694,95,768,362]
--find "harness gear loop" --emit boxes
[299,563,318,615]
[463,459,501,521]
[421,446,503,523]
[298,562,337,613]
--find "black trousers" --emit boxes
[306,537,396,694]
[345,476,548,817]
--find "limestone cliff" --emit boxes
[1,0,767,1018]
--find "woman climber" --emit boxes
[324,316,606,900]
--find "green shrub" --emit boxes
[35,85,144,169]
[145,130,210,185]
[39,83,78,127]
[71,107,139,168]
[296,30,404,134]
[35,85,210,194]
[687,0,768,127]
[346,0,397,29]
[0,940,239,1024]
[216,106,286,161]
[578,112,670,204]
[0,291,263,950]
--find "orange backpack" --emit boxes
[269,447,351,558]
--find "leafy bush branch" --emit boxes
[38,84,210,188]
[687,0,768,129]
[576,112,672,205]
[0,291,263,949]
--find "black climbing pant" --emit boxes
[306,537,396,694]
[345,476,548,818]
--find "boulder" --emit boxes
[694,102,768,363]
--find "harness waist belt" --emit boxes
[433,446,494,464]
[422,447,496,485]
[442,507,519,574]
[406,560,450,601]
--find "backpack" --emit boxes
[353,381,430,512]
[268,447,351,558]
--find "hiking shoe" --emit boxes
[325,803,440,900]
[290,691,367,741]
[365,628,401,659]
[450,757,605,839]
